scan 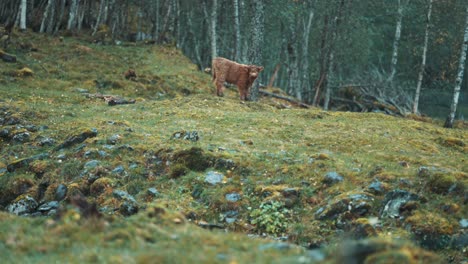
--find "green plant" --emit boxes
[249,201,290,235]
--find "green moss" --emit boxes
[90,177,114,196]
[405,210,456,236]
[171,147,214,172]
[427,173,464,194]
[169,163,188,178]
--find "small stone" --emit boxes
[7,195,38,215]
[38,201,59,212]
[323,171,344,185]
[380,189,419,219]
[258,242,291,251]
[112,165,126,175]
[222,210,239,223]
[368,180,384,194]
[84,160,100,170]
[107,134,121,145]
[225,193,241,202]
[460,219,468,229]
[55,184,68,201]
[147,188,160,197]
[205,171,225,185]
[75,88,89,93]
[12,132,30,143]
[112,190,137,203]
[38,137,55,146]
[119,201,139,216]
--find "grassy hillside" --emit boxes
[0,31,466,263]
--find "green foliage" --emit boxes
[250,201,290,235]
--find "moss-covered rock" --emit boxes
[405,210,457,249]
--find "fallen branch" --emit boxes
[0,50,16,62]
[84,93,136,106]
[259,89,310,108]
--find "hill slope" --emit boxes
[0,31,466,263]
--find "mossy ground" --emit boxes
[0,30,466,263]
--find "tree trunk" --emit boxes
[301,6,315,101]
[40,0,53,33]
[389,0,407,82]
[54,0,66,34]
[233,0,241,62]
[324,52,334,110]
[312,15,330,106]
[93,0,106,35]
[287,41,300,99]
[210,0,217,60]
[268,63,281,87]
[248,1,264,101]
[19,0,27,31]
[158,0,173,43]
[444,5,468,128]
[413,0,432,114]
[67,0,79,30]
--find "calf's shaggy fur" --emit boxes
[212,57,264,100]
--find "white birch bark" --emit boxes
[413,0,432,114]
[301,7,315,101]
[210,0,217,60]
[40,0,53,33]
[234,0,241,62]
[249,1,264,101]
[444,5,468,128]
[389,0,407,82]
[20,0,27,31]
[67,0,79,30]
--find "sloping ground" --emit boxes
[0,31,466,263]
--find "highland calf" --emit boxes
[212,57,264,101]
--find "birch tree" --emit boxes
[210,0,217,60]
[389,0,408,83]
[413,0,432,114]
[301,4,315,101]
[19,0,27,31]
[444,5,468,128]
[233,0,241,62]
[249,0,264,101]
[67,0,79,30]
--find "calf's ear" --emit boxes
[259,66,264,71]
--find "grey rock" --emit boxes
[147,188,160,197]
[172,131,199,142]
[55,184,68,201]
[119,201,139,216]
[323,171,344,185]
[75,88,89,93]
[225,193,241,202]
[222,210,238,223]
[450,233,468,250]
[460,219,468,229]
[112,165,126,175]
[315,192,374,220]
[107,134,121,145]
[368,180,384,194]
[112,190,137,203]
[214,158,236,170]
[380,189,419,219]
[7,195,38,215]
[258,242,291,251]
[84,160,100,170]
[12,132,30,143]
[38,201,59,212]
[38,137,55,146]
[205,171,225,185]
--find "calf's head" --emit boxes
[248,65,264,80]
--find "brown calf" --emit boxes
[212,57,264,101]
